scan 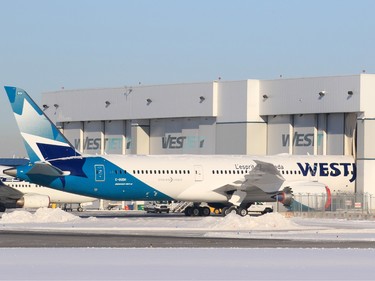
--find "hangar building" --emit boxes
[42,74,375,195]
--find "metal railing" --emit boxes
[286,192,375,219]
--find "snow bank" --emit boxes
[1,208,79,223]
[197,212,298,230]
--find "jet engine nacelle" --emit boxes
[16,193,50,208]
[276,182,331,211]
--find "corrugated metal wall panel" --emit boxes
[259,75,361,115]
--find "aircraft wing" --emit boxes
[240,160,285,192]
[212,160,284,193]
[0,179,23,202]
[177,160,285,203]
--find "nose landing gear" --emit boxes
[221,206,248,217]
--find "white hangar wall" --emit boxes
[356,75,375,196]
[42,74,375,194]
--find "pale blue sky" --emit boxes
[1,0,375,157]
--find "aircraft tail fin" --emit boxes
[4,86,80,163]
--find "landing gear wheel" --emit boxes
[222,206,238,216]
[192,207,200,216]
[0,205,6,212]
[238,208,248,217]
[213,208,221,215]
[221,207,228,217]
[77,207,83,212]
[184,207,193,216]
[201,207,211,216]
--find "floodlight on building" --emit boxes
[54,104,59,108]
[348,91,354,96]
[146,98,152,105]
[318,91,326,97]
[199,96,205,103]
[124,88,133,97]
[42,104,49,110]
[262,94,269,99]
[105,101,111,107]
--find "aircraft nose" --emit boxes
[3,168,17,177]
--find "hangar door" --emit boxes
[63,122,83,152]
[83,121,104,155]
[267,115,291,154]
[104,120,125,154]
[150,117,215,154]
[326,114,344,155]
[293,114,316,155]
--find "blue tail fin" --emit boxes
[4,86,81,163]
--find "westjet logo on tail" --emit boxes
[297,162,356,182]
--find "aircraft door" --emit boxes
[194,165,204,181]
[95,164,105,182]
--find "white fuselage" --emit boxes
[102,154,355,202]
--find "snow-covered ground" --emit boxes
[1,208,375,280]
[2,208,375,241]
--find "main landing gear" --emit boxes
[183,205,250,217]
[184,206,211,217]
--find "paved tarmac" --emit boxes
[1,230,374,248]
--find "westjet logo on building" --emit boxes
[282,132,323,147]
[74,137,123,150]
[162,134,205,149]
[297,162,356,182]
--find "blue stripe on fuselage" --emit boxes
[24,157,172,201]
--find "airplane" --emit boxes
[2,86,356,216]
[0,165,97,212]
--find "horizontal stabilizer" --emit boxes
[26,162,69,177]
